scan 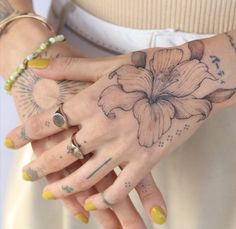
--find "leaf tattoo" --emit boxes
[98,41,236,147]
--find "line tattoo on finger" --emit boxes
[86,158,112,180]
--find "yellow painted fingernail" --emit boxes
[151,207,166,225]
[4,138,14,149]
[22,171,31,181]
[27,59,50,69]
[42,191,54,200]
[74,213,89,224]
[84,203,96,211]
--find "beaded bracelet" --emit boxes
[4,34,65,93]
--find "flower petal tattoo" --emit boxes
[98,41,236,147]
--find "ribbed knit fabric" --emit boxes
[74,0,236,33]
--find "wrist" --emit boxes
[0,19,54,79]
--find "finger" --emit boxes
[83,162,148,210]
[95,171,146,228]
[41,152,119,199]
[63,160,121,227]
[136,173,167,225]
[45,170,90,224]
[70,162,122,229]
[28,54,130,82]
[22,130,98,181]
[5,91,92,148]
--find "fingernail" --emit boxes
[27,59,50,69]
[74,213,89,224]
[84,203,96,211]
[4,138,14,149]
[42,191,54,200]
[151,207,166,225]
[22,171,31,181]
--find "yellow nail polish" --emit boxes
[74,213,89,224]
[4,138,14,149]
[22,171,31,181]
[27,59,50,69]
[42,191,54,200]
[84,203,96,211]
[151,207,166,225]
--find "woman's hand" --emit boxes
[1,19,168,228]
[7,32,236,217]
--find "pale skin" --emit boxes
[1,1,168,228]
[7,29,236,214]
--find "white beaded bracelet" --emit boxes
[4,34,65,93]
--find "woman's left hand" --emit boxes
[7,40,236,211]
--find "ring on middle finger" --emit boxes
[67,132,85,159]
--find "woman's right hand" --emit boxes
[1,19,167,228]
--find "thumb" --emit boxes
[27,55,129,82]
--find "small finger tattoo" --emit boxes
[86,158,112,180]
[45,120,51,127]
[62,185,74,193]
[20,127,32,141]
[125,181,131,188]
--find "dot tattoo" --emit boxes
[125,182,131,188]
[45,120,51,127]
[175,129,182,136]
[184,124,190,130]
[167,135,173,142]
[158,141,164,147]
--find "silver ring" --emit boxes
[53,103,69,128]
[67,132,84,159]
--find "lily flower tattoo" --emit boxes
[98,41,236,147]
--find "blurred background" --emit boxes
[0,1,52,228]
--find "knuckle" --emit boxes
[110,192,124,204]
[25,116,43,139]
[43,152,63,172]
[76,178,90,191]
[59,57,77,74]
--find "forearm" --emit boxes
[7,0,33,11]
[198,29,236,110]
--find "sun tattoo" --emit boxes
[13,69,88,119]
[98,40,236,147]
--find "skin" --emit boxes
[7,29,236,213]
[1,1,167,228]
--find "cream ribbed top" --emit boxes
[75,0,236,33]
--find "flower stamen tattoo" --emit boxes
[98,41,236,147]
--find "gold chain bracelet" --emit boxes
[0,12,54,34]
